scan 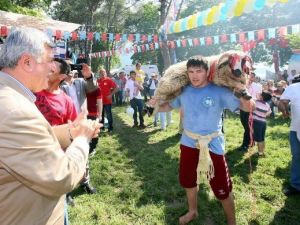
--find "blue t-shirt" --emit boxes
[170,83,240,155]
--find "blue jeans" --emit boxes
[130,98,144,126]
[102,104,113,131]
[290,131,300,190]
[155,112,172,129]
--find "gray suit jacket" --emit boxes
[0,71,89,225]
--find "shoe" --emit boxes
[153,122,157,127]
[284,185,300,196]
[139,124,146,129]
[132,124,138,128]
[82,184,96,194]
[238,146,248,151]
[66,194,75,206]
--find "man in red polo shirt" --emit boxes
[97,68,118,133]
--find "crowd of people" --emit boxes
[0,27,299,225]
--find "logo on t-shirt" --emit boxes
[202,97,214,107]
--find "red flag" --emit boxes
[206,37,213,45]
[71,32,78,41]
[181,39,187,47]
[221,34,228,43]
[268,38,277,46]
[115,33,121,41]
[239,32,246,43]
[257,30,265,41]
[141,45,145,52]
[133,46,138,53]
[153,35,158,42]
[193,38,199,46]
[128,34,134,42]
[101,33,107,41]
[55,30,62,40]
[0,26,8,36]
[141,35,147,42]
[279,27,287,36]
[87,32,94,41]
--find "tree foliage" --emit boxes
[0,0,50,17]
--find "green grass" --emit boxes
[69,106,300,225]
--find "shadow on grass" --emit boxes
[226,148,260,184]
[111,107,227,225]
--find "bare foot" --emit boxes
[179,211,198,225]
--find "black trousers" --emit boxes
[239,109,250,147]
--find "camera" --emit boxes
[70,64,83,71]
[291,75,300,84]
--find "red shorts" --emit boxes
[179,144,232,200]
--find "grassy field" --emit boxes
[69,106,300,225]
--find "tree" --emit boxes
[0,0,51,16]
[51,0,139,72]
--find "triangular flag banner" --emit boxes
[257,30,265,41]
[79,31,86,40]
[146,44,150,50]
[292,24,300,34]
[213,36,219,44]
[141,35,147,42]
[137,46,141,52]
[181,39,187,47]
[268,28,276,38]
[193,38,200,46]
[55,30,62,40]
[101,33,107,41]
[155,43,159,49]
[221,34,227,43]
[71,32,78,41]
[109,33,114,42]
[230,34,237,43]
[239,32,246,43]
[46,29,53,38]
[87,32,94,41]
[63,31,70,40]
[122,34,127,42]
[0,26,8,36]
[135,33,140,42]
[176,40,181,47]
[95,32,101,41]
[115,33,121,41]
[206,37,213,45]
[128,34,134,42]
[248,31,255,41]
[148,35,152,42]
[188,39,193,46]
[279,26,287,36]
[199,37,205,45]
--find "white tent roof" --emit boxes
[0,10,80,32]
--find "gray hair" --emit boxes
[0,27,54,69]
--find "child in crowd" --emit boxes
[253,91,272,156]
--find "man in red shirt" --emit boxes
[97,68,118,132]
[35,58,77,126]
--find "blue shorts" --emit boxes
[253,120,266,142]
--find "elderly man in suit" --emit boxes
[0,27,101,225]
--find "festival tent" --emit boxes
[0,10,80,33]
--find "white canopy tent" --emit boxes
[0,10,80,32]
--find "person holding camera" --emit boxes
[278,80,300,196]
[61,62,98,195]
